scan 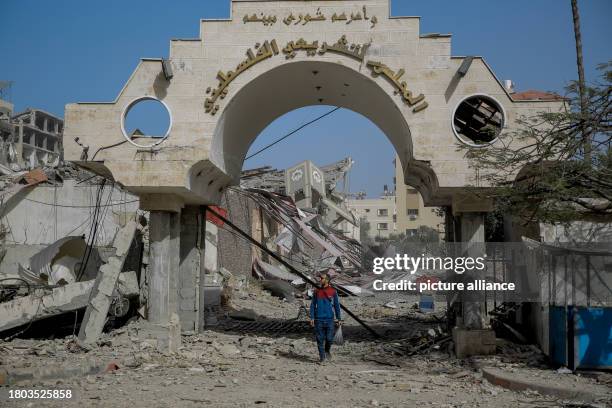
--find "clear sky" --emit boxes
[1,1,610,196]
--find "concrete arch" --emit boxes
[63,0,564,209]
[207,60,415,184]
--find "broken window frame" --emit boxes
[452,93,505,147]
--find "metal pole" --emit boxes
[206,206,382,339]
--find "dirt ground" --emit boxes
[1,284,611,407]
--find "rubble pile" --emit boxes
[2,316,610,407]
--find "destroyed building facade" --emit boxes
[58,0,569,354]
[0,99,63,171]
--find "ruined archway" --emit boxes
[192,60,438,202]
[60,0,565,342]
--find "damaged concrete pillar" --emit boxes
[148,210,180,324]
[140,194,183,353]
[452,193,492,331]
[200,215,219,331]
[178,206,202,333]
[77,220,137,345]
[460,212,486,330]
[450,195,496,357]
[203,217,218,275]
[177,206,219,333]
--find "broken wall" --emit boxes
[0,179,138,244]
[0,179,140,278]
[217,190,255,277]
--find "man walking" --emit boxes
[309,271,342,363]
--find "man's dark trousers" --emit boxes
[314,319,335,361]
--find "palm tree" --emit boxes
[571,0,590,162]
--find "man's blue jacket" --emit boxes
[310,286,341,321]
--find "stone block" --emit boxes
[452,327,496,358]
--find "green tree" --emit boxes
[464,63,612,224]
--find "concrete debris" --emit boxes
[116,269,140,298]
[240,157,353,193]
[383,329,452,357]
[0,292,610,407]
[336,284,375,297]
[0,281,93,334]
[0,359,119,386]
[0,271,139,334]
[261,280,296,302]
[18,235,87,285]
[252,258,300,282]
[213,342,241,357]
[228,308,258,321]
[77,220,138,346]
[453,327,496,358]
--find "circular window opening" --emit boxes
[453,95,504,146]
[121,97,172,148]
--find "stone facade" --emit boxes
[59,0,567,342]
[63,0,563,211]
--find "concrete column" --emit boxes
[178,206,202,332]
[16,121,24,165]
[148,210,180,324]
[461,212,485,243]
[203,220,218,274]
[460,212,485,329]
[199,216,219,331]
[139,194,184,353]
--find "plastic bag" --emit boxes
[333,325,344,345]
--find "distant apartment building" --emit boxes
[347,156,445,242]
[0,99,63,170]
[348,187,396,240]
[394,155,445,238]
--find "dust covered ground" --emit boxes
[1,282,611,407]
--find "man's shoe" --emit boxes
[325,352,333,362]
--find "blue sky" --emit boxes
[1,0,610,196]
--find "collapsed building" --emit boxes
[0,100,63,171]
[224,158,362,277]
[1,0,610,382]
[0,97,145,342]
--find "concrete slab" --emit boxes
[482,367,611,403]
[0,281,94,333]
[0,272,140,334]
[77,220,137,345]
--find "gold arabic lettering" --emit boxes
[245,6,377,28]
[366,61,428,112]
[243,13,277,26]
[204,39,279,115]
[204,37,428,115]
[319,35,370,61]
